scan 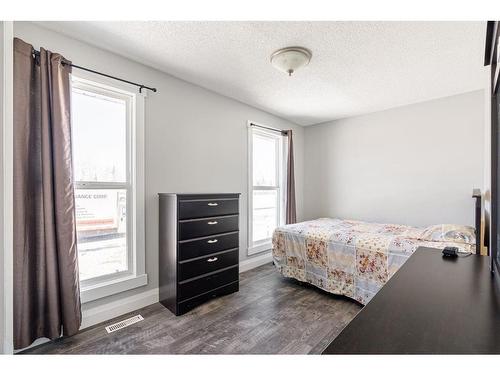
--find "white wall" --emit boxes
[0,21,5,354]
[304,90,485,227]
[13,22,304,326]
[1,21,14,354]
[483,70,492,254]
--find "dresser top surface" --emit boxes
[322,247,500,354]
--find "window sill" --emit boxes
[248,241,272,256]
[80,273,148,304]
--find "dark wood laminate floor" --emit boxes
[23,264,361,354]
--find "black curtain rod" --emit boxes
[250,123,288,135]
[32,49,157,94]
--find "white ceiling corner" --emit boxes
[34,21,487,126]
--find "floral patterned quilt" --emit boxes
[272,218,475,305]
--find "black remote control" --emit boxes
[442,246,458,258]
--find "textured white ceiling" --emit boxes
[36,21,487,126]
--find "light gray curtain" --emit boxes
[285,130,297,224]
[13,38,81,350]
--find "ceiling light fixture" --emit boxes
[270,47,312,76]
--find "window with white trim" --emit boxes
[248,125,285,255]
[71,75,146,302]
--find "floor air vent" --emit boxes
[105,314,144,333]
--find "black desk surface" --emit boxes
[322,247,500,354]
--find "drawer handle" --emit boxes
[207,257,218,262]
[207,202,218,206]
[207,239,218,244]
[207,221,218,225]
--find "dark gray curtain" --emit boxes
[285,130,297,224]
[13,38,81,350]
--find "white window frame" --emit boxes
[247,121,286,256]
[71,74,147,303]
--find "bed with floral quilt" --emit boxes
[271,218,476,305]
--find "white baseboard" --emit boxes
[81,287,159,330]
[14,337,50,354]
[239,251,273,273]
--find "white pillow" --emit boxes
[420,224,476,245]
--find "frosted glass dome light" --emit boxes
[270,47,312,76]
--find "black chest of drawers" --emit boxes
[158,193,240,315]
